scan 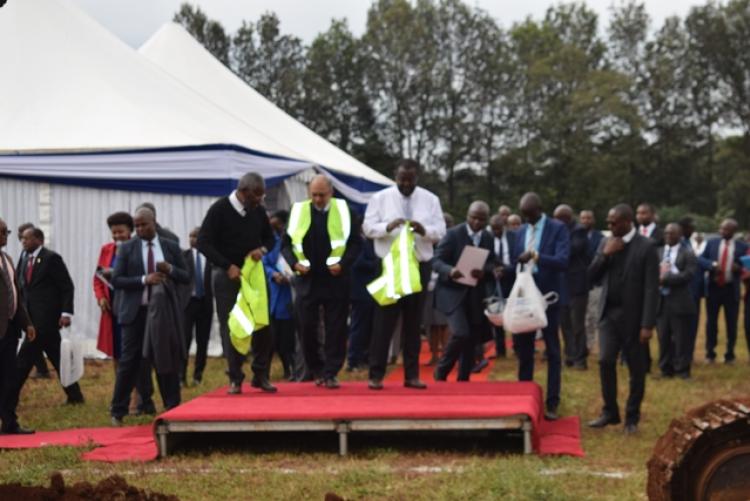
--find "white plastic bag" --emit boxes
[59,327,85,387]
[503,264,558,334]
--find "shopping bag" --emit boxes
[503,264,558,334]
[484,282,506,327]
[59,327,85,387]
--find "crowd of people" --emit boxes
[0,158,747,435]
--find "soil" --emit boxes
[0,472,179,500]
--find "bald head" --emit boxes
[553,204,574,225]
[309,174,334,209]
[507,214,522,231]
[519,192,543,224]
[719,218,738,240]
[664,223,682,246]
[466,201,490,233]
[134,207,157,240]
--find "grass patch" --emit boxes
[0,306,747,500]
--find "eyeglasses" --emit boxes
[0,230,10,236]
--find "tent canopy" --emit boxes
[0,0,390,202]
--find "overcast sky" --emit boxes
[69,0,702,49]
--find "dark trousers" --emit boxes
[598,307,645,425]
[705,283,739,361]
[513,305,561,411]
[213,268,272,384]
[687,296,701,363]
[15,327,83,403]
[347,298,374,368]
[436,301,481,381]
[182,295,213,382]
[368,262,430,382]
[493,326,507,357]
[0,332,19,430]
[110,307,179,418]
[561,293,589,366]
[297,294,348,380]
[33,352,49,375]
[272,317,296,378]
[657,307,693,377]
[745,293,750,358]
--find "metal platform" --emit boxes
[155,415,533,457]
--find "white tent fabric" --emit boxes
[139,23,392,188]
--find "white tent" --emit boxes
[0,0,389,355]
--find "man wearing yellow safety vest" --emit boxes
[363,159,446,390]
[281,175,360,389]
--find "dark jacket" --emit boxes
[493,230,518,298]
[16,247,74,334]
[657,244,698,317]
[281,202,361,299]
[512,216,570,304]
[565,222,590,298]
[0,252,30,339]
[432,224,496,315]
[587,229,604,262]
[179,248,213,310]
[144,280,186,375]
[698,237,749,300]
[156,224,180,246]
[588,233,659,333]
[112,236,189,325]
[350,237,378,303]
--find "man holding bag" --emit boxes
[432,201,497,381]
[588,204,658,435]
[512,193,569,421]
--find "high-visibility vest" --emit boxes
[287,198,351,268]
[367,223,422,306]
[228,257,269,355]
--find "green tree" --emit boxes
[173,3,230,65]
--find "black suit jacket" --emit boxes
[588,233,659,333]
[640,225,665,247]
[657,244,698,316]
[179,248,213,309]
[493,230,517,298]
[281,203,361,299]
[0,251,30,339]
[112,236,189,325]
[16,247,74,334]
[566,222,590,297]
[432,224,496,315]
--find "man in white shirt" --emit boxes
[363,159,446,389]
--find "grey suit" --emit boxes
[110,236,188,419]
[656,244,697,377]
[588,233,659,425]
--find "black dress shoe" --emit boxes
[588,414,621,428]
[624,423,638,435]
[433,368,447,382]
[110,416,124,427]
[2,425,35,435]
[65,395,85,405]
[404,379,427,389]
[251,378,278,393]
[544,408,559,421]
[134,405,157,416]
[368,379,383,390]
[472,359,489,373]
[324,377,340,389]
[227,382,242,395]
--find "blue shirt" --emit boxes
[524,214,547,273]
[263,234,293,320]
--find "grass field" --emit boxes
[0,310,748,500]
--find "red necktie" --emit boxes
[717,241,729,287]
[641,227,648,236]
[25,256,34,284]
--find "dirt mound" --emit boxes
[0,472,179,500]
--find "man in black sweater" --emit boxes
[197,173,276,394]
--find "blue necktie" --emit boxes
[195,252,204,298]
[660,248,671,296]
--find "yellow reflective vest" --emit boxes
[367,223,422,306]
[228,257,269,355]
[287,198,351,268]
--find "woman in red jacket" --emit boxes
[93,212,133,363]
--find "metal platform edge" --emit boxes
[155,415,533,457]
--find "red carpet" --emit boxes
[385,340,497,382]
[0,425,156,462]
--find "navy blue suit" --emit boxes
[511,216,570,412]
[587,230,604,265]
[698,237,749,362]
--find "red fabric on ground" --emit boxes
[0,425,156,462]
[385,340,497,382]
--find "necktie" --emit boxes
[194,252,204,298]
[147,241,155,300]
[718,240,729,287]
[661,248,671,296]
[25,255,34,284]
[402,197,412,220]
[0,255,14,316]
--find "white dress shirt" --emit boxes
[363,186,446,261]
[494,234,510,266]
[663,244,680,274]
[639,222,655,237]
[229,190,246,216]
